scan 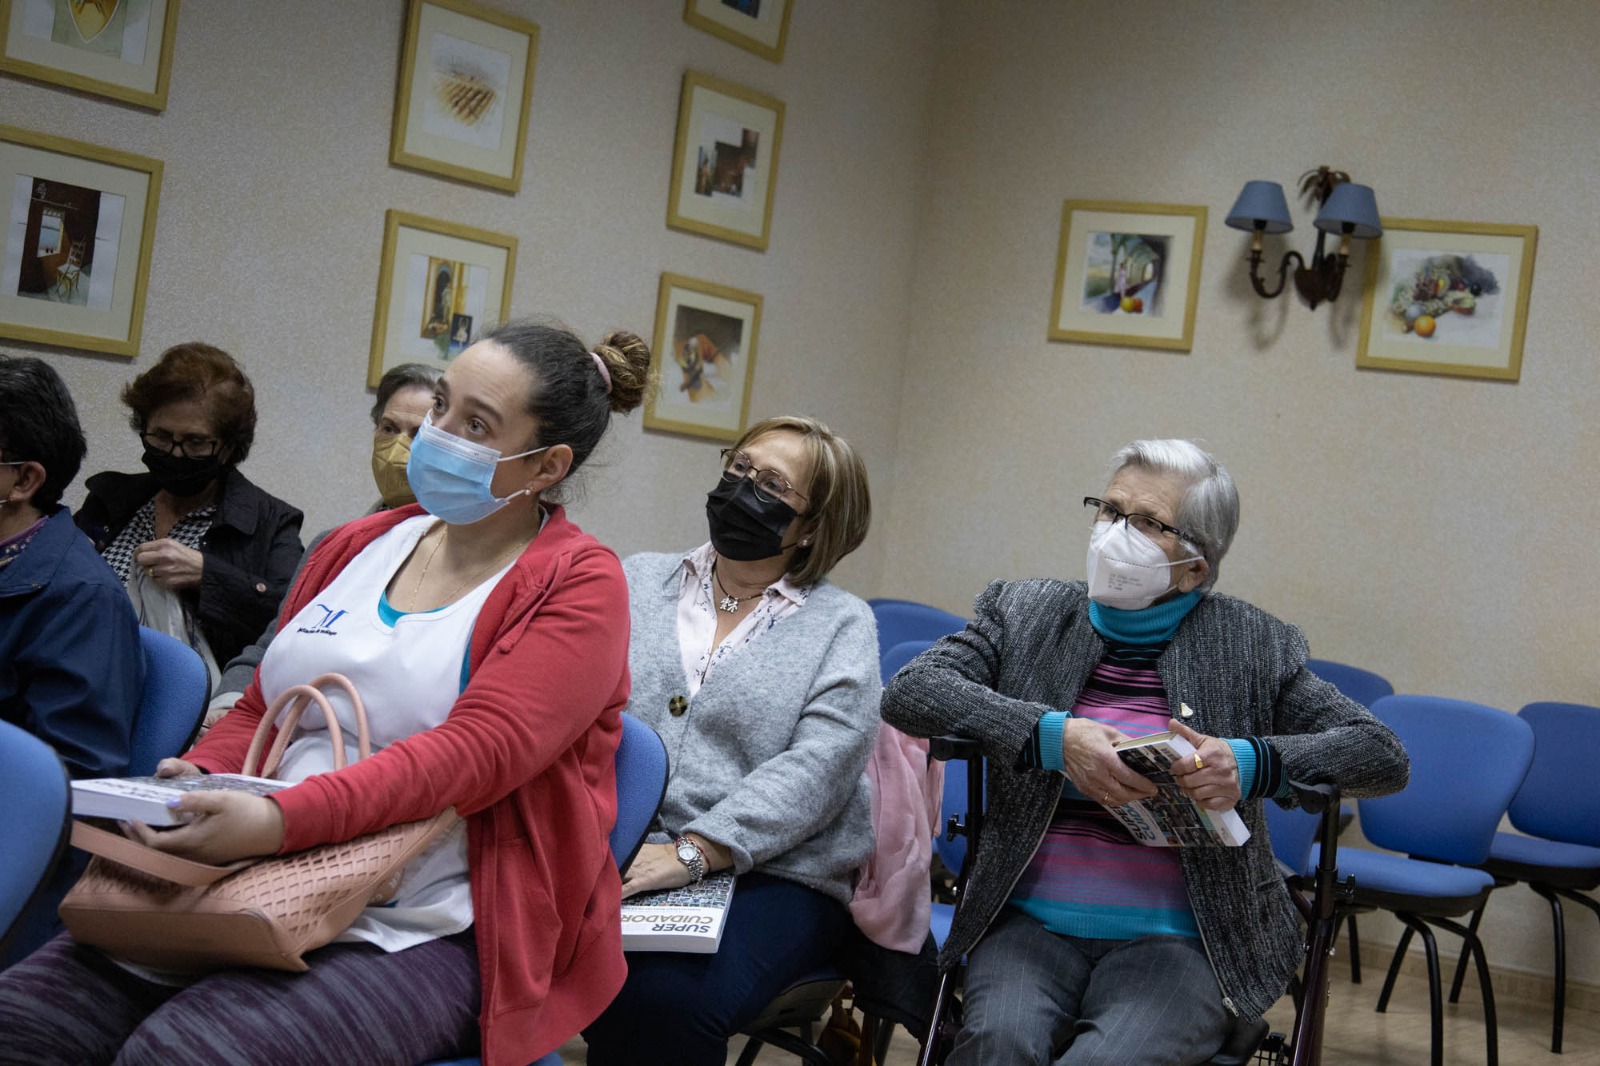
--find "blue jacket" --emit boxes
[0,507,143,779]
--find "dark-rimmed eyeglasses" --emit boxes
[1084,497,1198,545]
[141,430,222,460]
[721,449,808,507]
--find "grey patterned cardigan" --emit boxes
[623,551,881,904]
[880,578,1409,1020]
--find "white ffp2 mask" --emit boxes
[1085,520,1201,610]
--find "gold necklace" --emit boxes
[411,526,529,608]
[712,564,764,613]
[409,525,448,604]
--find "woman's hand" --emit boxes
[135,538,206,590]
[1062,718,1160,807]
[619,842,693,899]
[155,757,202,778]
[122,792,285,864]
[1166,718,1241,811]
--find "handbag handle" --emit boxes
[242,673,373,778]
[70,820,251,886]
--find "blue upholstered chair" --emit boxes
[1341,695,1534,1066]
[0,721,71,969]
[1445,700,1600,1053]
[1304,659,1394,709]
[130,626,211,776]
[423,713,668,1066]
[869,601,966,660]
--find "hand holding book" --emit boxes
[1059,716,1160,807]
[1164,715,1242,812]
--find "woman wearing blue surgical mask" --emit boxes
[1,321,655,1066]
[584,416,880,1066]
[882,439,1409,1066]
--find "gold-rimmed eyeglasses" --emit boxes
[721,449,808,508]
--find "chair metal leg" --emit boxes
[1447,901,1489,1004]
[1549,887,1600,1055]
[1344,913,1362,984]
[1402,916,1445,1066]
[1374,925,1414,1013]
[733,1035,764,1066]
[1432,913,1499,1066]
[918,968,960,1066]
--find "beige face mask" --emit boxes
[370,434,415,508]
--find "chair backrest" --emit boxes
[1305,658,1395,709]
[611,712,668,871]
[1506,701,1600,847]
[880,638,935,685]
[1261,798,1320,878]
[871,601,966,659]
[129,627,212,776]
[0,721,70,953]
[1358,694,1534,866]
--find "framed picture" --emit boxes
[1356,218,1537,382]
[367,209,516,387]
[667,71,784,252]
[1048,200,1207,351]
[0,0,179,110]
[390,0,538,193]
[0,125,161,356]
[683,0,791,63]
[646,271,762,442]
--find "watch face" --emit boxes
[676,840,697,860]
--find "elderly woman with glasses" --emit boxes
[584,416,880,1066]
[882,439,1410,1066]
[76,343,304,683]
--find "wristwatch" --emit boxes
[673,835,708,883]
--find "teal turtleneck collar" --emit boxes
[1089,588,1203,645]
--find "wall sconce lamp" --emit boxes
[1224,167,1382,309]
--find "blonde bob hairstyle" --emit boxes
[727,415,870,587]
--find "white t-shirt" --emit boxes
[259,514,515,951]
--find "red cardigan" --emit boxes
[186,504,629,1066]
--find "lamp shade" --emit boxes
[1224,181,1293,234]
[1314,183,1381,239]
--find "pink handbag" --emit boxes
[59,673,458,973]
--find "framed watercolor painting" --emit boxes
[367,209,516,387]
[1048,200,1207,352]
[0,125,161,356]
[683,0,791,63]
[1357,218,1537,382]
[646,271,762,442]
[667,71,784,252]
[390,0,538,193]
[0,0,179,110]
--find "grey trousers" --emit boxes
[948,908,1233,1066]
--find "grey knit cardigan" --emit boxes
[881,578,1410,1020]
[623,551,881,904]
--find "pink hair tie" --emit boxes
[589,351,612,393]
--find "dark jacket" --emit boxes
[75,467,305,667]
[0,507,143,779]
[881,578,1410,1020]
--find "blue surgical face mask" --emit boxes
[405,414,548,525]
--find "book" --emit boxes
[71,774,288,827]
[1106,729,1251,848]
[620,871,736,953]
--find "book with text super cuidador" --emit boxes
[71,774,288,827]
[1106,730,1251,847]
[620,871,736,953]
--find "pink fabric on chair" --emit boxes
[850,724,944,953]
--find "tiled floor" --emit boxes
[563,969,1600,1064]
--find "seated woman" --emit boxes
[0,321,653,1066]
[881,439,1410,1066]
[584,416,881,1066]
[0,356,143,967]
[75,343,305,686]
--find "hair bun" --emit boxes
[592,330,656,414]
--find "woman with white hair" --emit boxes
[882,438,1409,1066]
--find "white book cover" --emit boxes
[71,774,288,827]
[620,871,736,954]
[1107,732,1251,847]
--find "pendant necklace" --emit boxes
[712,563,764,614]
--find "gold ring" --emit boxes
[144,566,155,578]
[1193,753,1205,770]
[1101,791,1111,804]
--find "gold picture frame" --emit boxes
[0,125,161,357]
[1357,218,1537,382]
[390,0,539,193]
[646,271,762,443]
[0,0,179,110]
[667,71,784,252]
[368,209,517,387]
[1048,200,1207,352]
[683,0,791,63]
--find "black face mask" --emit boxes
[705,474,797,561]
[142,447,225,498]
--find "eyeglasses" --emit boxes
[141,429,222,459]
[1083,497,1198,545]
[721,449,808,507]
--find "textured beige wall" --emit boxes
[883,0,1600,987]
[1,0,938,594]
